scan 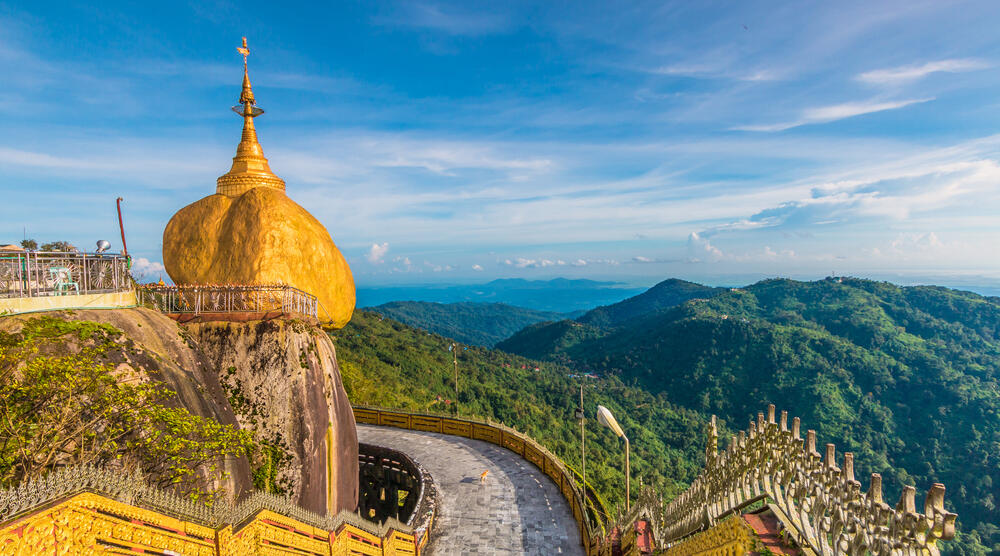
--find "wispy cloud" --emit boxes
[733,98,933,132]
[652,64,781,82]
[856,59,989,85]
[374,4,511,36]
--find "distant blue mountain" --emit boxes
[357,278,644,313]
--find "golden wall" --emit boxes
[0,492,427,556]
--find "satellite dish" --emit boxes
[95,240,111,253]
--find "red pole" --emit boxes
[116,197,128,257]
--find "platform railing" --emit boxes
[137,284,318,319]
[0,251,130,299]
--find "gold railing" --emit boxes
[663,515,756,556]
[352,405,614,556]
[0,464,430,555]
[658,404,957,556]
[137,283,319,319]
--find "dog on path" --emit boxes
[480,470,489,484]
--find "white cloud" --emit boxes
[734,98,933,132]
[686,232,723,262]
[891,232,943,253]
[130,257,165,281]
[423,261,454,272]
[632,256,653,263]
[472,264,483,271]
[366,242,389,263]
[856,59,989,85]
[501,257,571,268]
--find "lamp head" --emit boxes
[597,405,626,439]
[95,240,111,253]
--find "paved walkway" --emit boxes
[357,424,583,556]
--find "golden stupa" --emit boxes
[163,38,355,327]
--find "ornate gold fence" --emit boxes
[658,404,957,556]
[137,283,318,319]
[0,464,430,555]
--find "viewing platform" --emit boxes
[0,250,134,315]
[137,283,320,322]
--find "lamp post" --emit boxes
[574,385,586,493]
[449,343,459,396]
[597,405,629,511]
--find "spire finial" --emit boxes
[217,37,285,196]
[238,37,250,69]
[236,37,256,109]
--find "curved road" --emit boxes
[357,424,583,556]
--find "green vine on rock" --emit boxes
[0,316,253,502]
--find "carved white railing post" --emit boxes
[660,404,957,555]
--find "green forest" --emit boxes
[498,277,1000,555]
[369,301,572,346]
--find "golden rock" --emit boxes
[163,39,355,327]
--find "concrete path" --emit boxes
[357,424,583,556]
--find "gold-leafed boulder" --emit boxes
[163,39,354,327]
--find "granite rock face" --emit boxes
[190,318,359,514]
[0,308,359,514]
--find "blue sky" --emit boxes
[2,1,1000,289]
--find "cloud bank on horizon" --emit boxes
[1,0,999,287]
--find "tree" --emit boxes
[39,241,76,252]
[0,317,253,500]
[19,239,37,250]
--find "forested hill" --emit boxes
[497,277,1000,554]
[576,278,723,329]
[368,301,573,347]
[330,310,711,518]
[495,277,723,360]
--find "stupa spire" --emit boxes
[216,37,286,196]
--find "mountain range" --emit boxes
[497,276,999,554]
[356,278,644,313]
[355,275,1000,553]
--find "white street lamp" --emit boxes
[597,405,630,510]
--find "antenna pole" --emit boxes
[116,197,128,257]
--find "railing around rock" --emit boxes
[0,251,130,298]
[0,464,426,555]
[657,404,957,556]
[137,284,318,320]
